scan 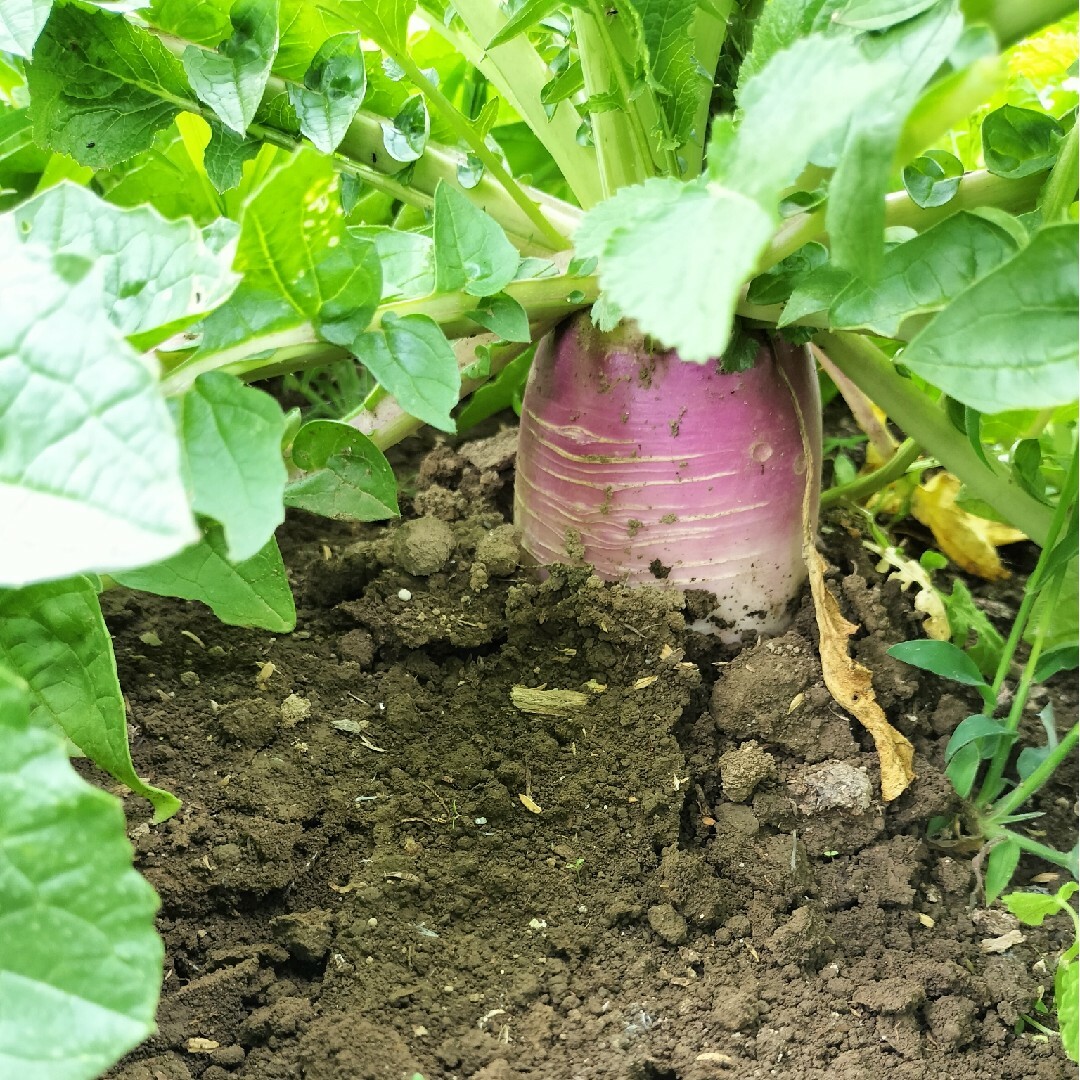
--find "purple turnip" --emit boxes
[514,314,821,637]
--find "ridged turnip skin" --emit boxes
[514,313,821,635]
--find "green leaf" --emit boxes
[14,181,240,345]
[487,0,561,48]
[902,148,963,209]
[0,0,52,58]
[203,117,262,192]
[331,0,412,53]
[945,740,980,798]
[285,420,399,521]
[288,32,366,154]
[114,523,296,632]
[1057,958,1079,1062]
[174,373,286,562]
[824,4,963,279]
[592,178,775,361]
[144,0,231,45]
[828,212,1020,338]
[778,264,853,327]
[984,837,1021,905]
[944,578,1004,677]
[352,312,460,432]
[887,638,990,689]
[466,292,531,342]
[25,4,187,168]
[433,181,521,298]
[0,222,196,586]
[0,579,181,820]
[350,226,435,300]
[194,148,382,357]
[183,0,280,136]
[833,0,938,30]
[1004,882,1078,926]
[943,713,1011,762]
[0,667,163,1079]
[541,61,584,106]
[1034,643,1079,682]
[746,242,828,306]
[982,105,1063,180]
[381,93,429,162]
[900,225,1079,414]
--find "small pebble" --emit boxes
[397,588,412,601]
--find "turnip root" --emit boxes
[514,313,821,637]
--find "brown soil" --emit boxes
[100,430,1076,1080]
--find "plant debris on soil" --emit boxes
[100,429,1077,1080]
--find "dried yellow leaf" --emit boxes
[519,794,542,814]
[807,547,916,802]
[660,643,675,660]
[632,675,659,689]
[511,685,587,717]
[917,912,935,928]
[787,692,805,715]
[186,1038,220,1054]
[911,473,1025,581]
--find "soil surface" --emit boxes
[100,429,1077,1080]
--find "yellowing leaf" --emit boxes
[912,472,1025,581]
[519,794,542,814]
[807,547,916,801]
[864,539,950,640]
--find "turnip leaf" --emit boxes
[352,312,460,431]
[487,0,562,49]
[0,0,52,57]
[381,93,430,162]
[0,668,163,1078]
[203,117,263,192]
[13,182,240,347]
[0,225,196,585]
[351,226,436,301]
[982,104,1064,179]
[902,148,964,208]
[288,33,367,153]
[433,182,521,297]
[833,0,940,31]
[285,420,399,520]
[114,523,297,632]
[173,373,287,562]
[901,225,1079,413]
[0,580,181,820]
[829,211,1021,337]
[182,0,280,136]
[25,5,185,168]
[144,0,231,45]
[466,293,532,343]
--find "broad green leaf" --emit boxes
[887,638,989,688]
[778,264,852,327]
[901,225,1079,413]
[327,0,412,53]
[902,148,963,208]
[943,713,1011,761]
[203,117,262,192]
[0,668,163,1080]
[0,579,180,820]
[288,33,366,154]
[984,837,1021,904]
[592,178,775,361]
[466,293,531,342]
[735,0,843,91]
[0,224,196,585]
[115,524,296,632]
[194,148,382,357]
[1004,883,1078,925]
[945,739,980,798]
[825,4,963,279]
[25,5,187,168]
[1034,642,1079,682]
[144,0,231,45]
[274,0,368,80]
[829,212,1020,337]
[381,93,429,162]
[350,226,435,300]
[0,0,51,58]
[982,104,1063,180]
[833,0,938,30]
[285,420,399,521]
[352,312,460,432]
[174,373,286,561]
[624,0,711,151]
[433,182,521,298]
[183,0,280,136]
[944,578,1004,677]
[487,0,561,48]
[714,35,900,206]
[14,182,239,345]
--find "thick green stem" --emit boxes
[816,332,1054,545]
[960,0,1077,46]
[1038,121,1080,222]
[821,439,922,508]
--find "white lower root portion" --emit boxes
[513,315,821,637]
